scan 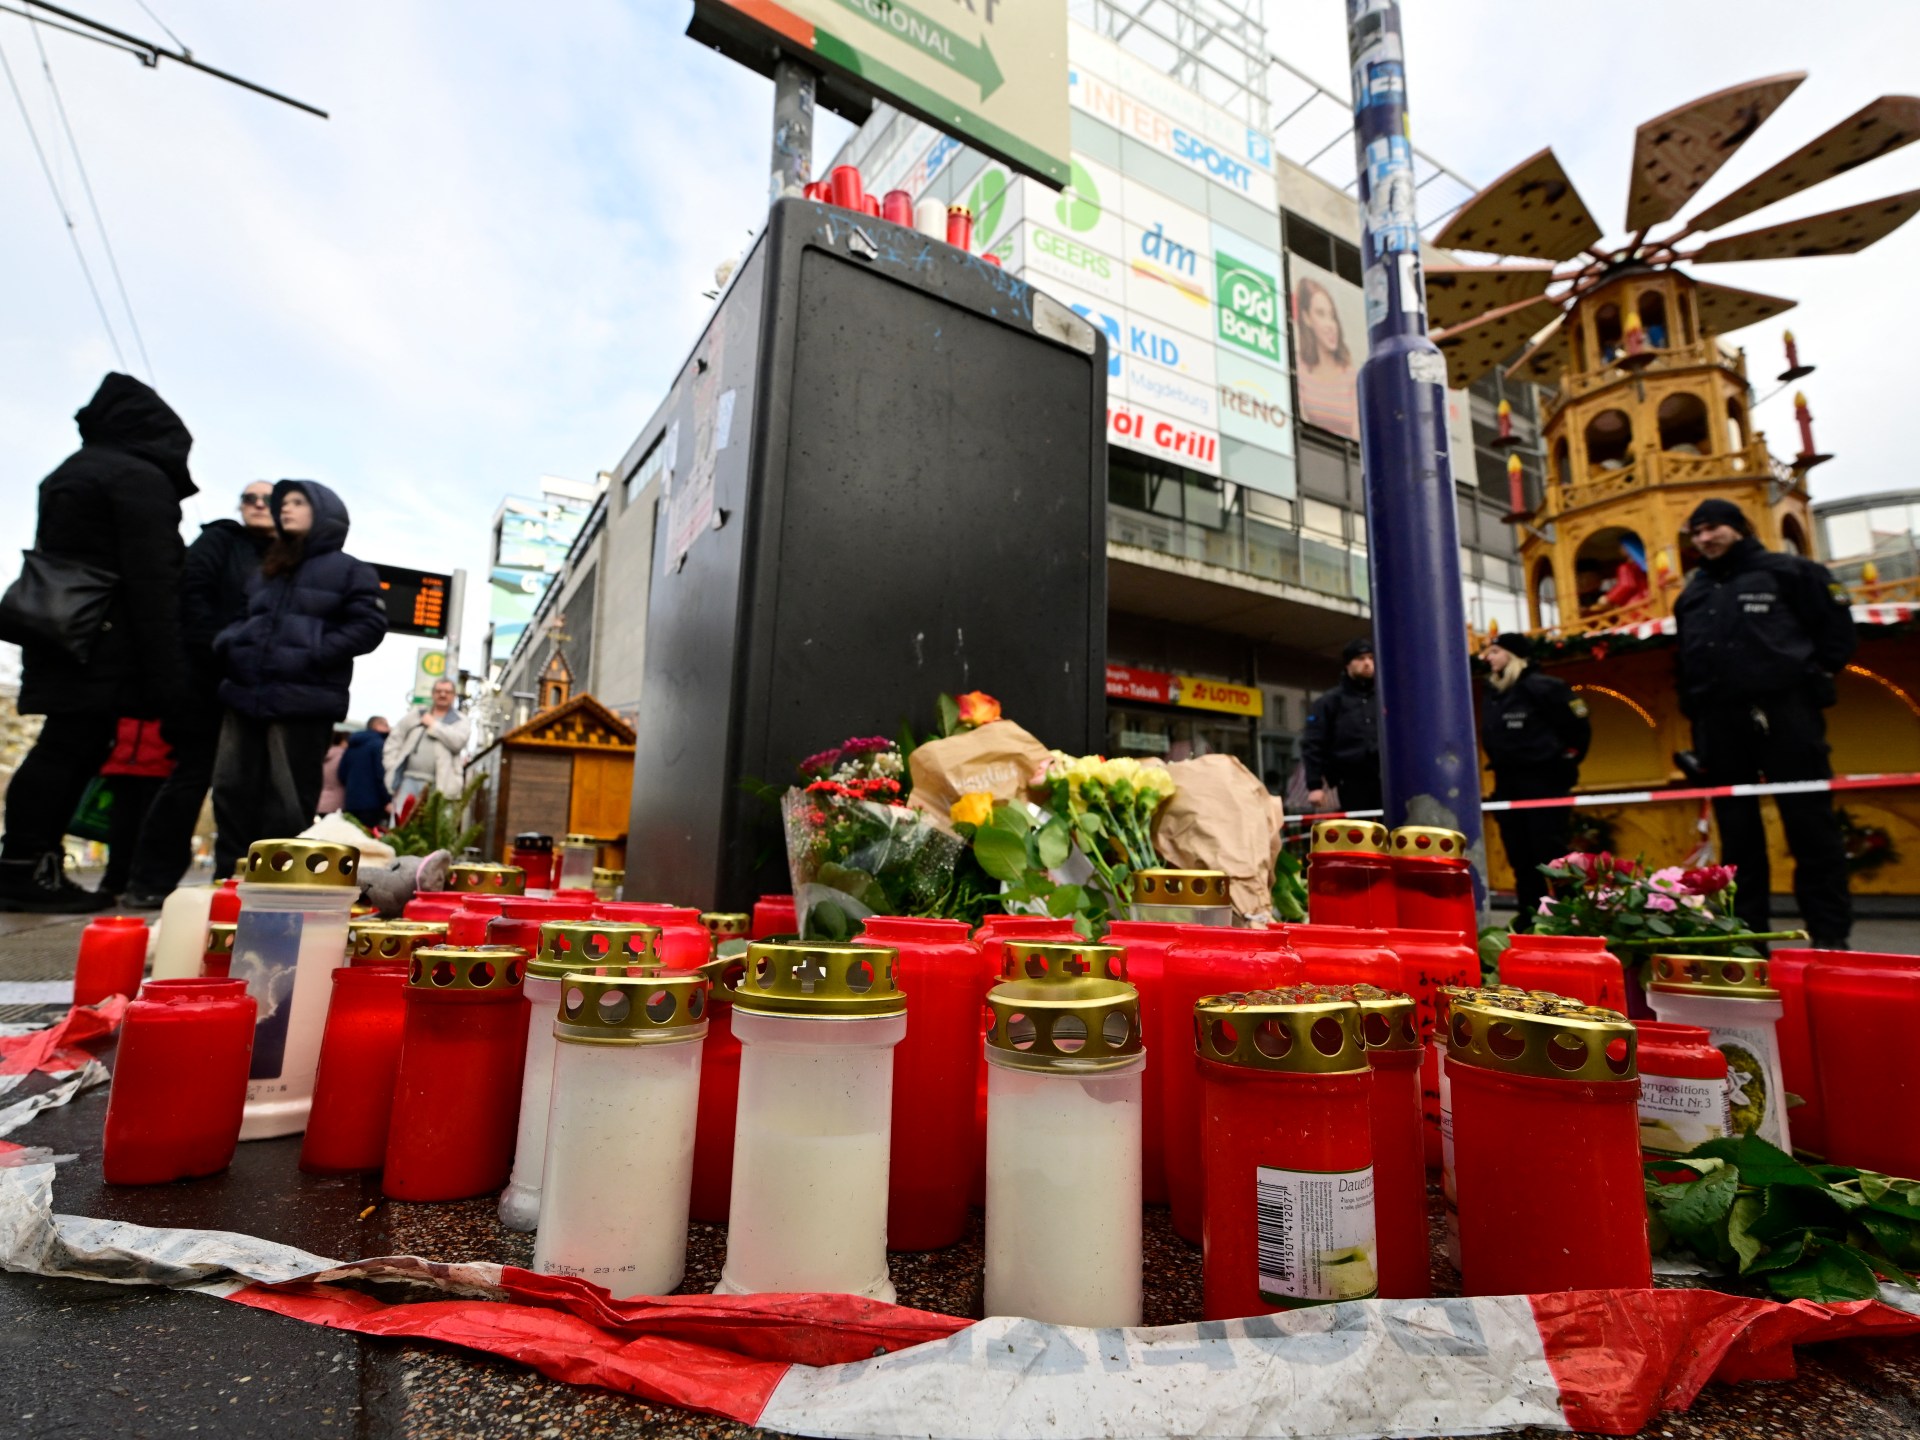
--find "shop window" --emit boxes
[1584,408,1633,469]
[1637,291,1669,349]
[1657,392,1710,453]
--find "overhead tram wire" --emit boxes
[26,8,153,376]
[0,32,125,366]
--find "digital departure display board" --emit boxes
[373,564,450,639]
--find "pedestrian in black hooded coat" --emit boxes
[209,480,386,871]
[1478,632,1590,930]
[0,373,194,912]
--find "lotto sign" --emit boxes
[1215,251,1281,363]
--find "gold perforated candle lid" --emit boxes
[407,944,526,993]
[554,972,708,1045]
[1000,939,1126,983]
[1446,993,1637,1082]
[1131,869,1229,905]
[530,921,661,980]
[1193,990,1368,1075]
[732,941,905,1017]
[701,912,751,941]
[1389,826,1468,863]
[986,971,1140,1073]
[203,922,236,957]
[699,952,749,1005]
[1278,982,1420,1052]
[350,920,448,965]
[1648,953,1779,999]
[1311,820,1391,856]
[446,863,526,896]
[240,838,361,888]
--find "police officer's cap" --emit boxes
[1686,498,1752,537]
[1491,632,1533,659]
[1341,636,1374,663]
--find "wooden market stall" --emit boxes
[468,692,634,870]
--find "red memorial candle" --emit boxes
[1288,923,1399,988]
[102,979,256,1185]
[1388,926,1481,1167]
[74,915,149,1007]
[596,902,710,969]
[1102,919,1188,1205]
[1806,952,1920,1178]
[1388,826,1476,942]
[1498,932,1626,1010]
[751,894,797,939]
[300,966,409,1174]
[1306,820,1397,928]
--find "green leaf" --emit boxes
[1659,1163,1739,1237]
[1687,1136,1826,1189]
[1861,1173,1920,1209]
[895,717,919,768]
[1034,818,1071,869]
[1044,884,1086,919]
[1857,1214,1920,1282]
[972,826,1029,884]
[936,693,961,738]
[1646,915,1674,936]
[990,801,1031,836]
[1746,1232,1809,1274]
[1728,1195,1766,1272]
[1764,1241,1885,1303]
[1749,1183,1851,1244]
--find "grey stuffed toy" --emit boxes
[358,848,452,918]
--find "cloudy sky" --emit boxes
[1,1,1915,720]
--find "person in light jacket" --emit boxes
[383,677,470,813]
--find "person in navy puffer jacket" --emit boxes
[210,480,386,871]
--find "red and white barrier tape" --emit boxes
[1293,771,1920,823]
[3,1161,1918,1438]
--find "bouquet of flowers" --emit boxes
[1033,752,1177,919]
[1531,852,1760,955]
[780,736,977,938]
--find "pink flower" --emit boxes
[838,736,894,758]
[1646,893,1678,912]
[1679,864,1736,895]
[800,746,844,775]
[1537,897,1555,914]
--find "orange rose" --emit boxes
[956,691,1001,727]
[950,791,994,827]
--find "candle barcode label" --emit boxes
[1256,1164,1378,1308]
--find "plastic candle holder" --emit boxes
[232,839,362,1140]
[299,965,409,1173]
[446,862,526,899]
[1647,953,1789,1151]
[689,952,748,1223]
[984,963,1143,1327]
[533,971,708,1297]
[970,915,1079,1207]
[1344,985,1427,1298]
[500,920,663,1231]
[1447,991,1646,1296]
[150,884,219,980]
[700,913,752,959]
[200,923,237,979]
[1162,926,1302,1242]
[102,978,257,1184]
[403,896,463,924]
[716,942,907,1300]
[1386,926,1481,1168]
[1102,920,1189,1206]
[750,895,797,940]
[1388,827,1475,942]
[1306,821,1397,928]
[858,916,981,1252]
[1288,924,1400,989]
[446,895,509,946]
[1766,949,1828,1157]
[1804,952,1920,1177]
[596,903,710,969]
[557,834,599,891]
[73,915,149,1007]
[1129,869,1233,926]
[1499,933,1627,1011]
[382,945,530,1202]
[1197,989,1375,1318]
[1632,1020,1730,1158]
[347,920,448,968]
[508,834,556,891]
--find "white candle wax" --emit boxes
[985,1057,1143,1327]
[150,884,216,980]
[533,1037,702,1298]
[499,974,564,1231]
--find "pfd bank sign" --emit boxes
[697,0,1071,184]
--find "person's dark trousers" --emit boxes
[0,711,118,859]
[210,711,336,875]
[1694,691,1851,946]
[125,706,220,895]
[348,808,386,830]
[1336,770,1383,814]
[1492,772,1574,933]
[100,775,164,896]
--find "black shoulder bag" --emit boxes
[0,550,118,662]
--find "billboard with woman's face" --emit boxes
[1288,258,1369,442]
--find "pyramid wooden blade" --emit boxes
[1690,96,1920,234]
[1434,149,1603,262]
[1693,188,1920,262]
[1624,73,1804,232]
[1433,295,1562,389]
[1691,278,1798,335]
[1423,261,1557,332]
[1504,314,1568,384]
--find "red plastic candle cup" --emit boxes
[201,922,237,979]
[861,193,882,218]
[1164,926,1302,1243]
[1353,990,1428,1298]
[1767,949,1828,1156]
[689,951,745,1223]
[508,833,555,891]
[1499,933,1626,1010]
[1387,927,1480,1167]
[1633,1020,1730,1161]
[403,896,462,924]
[300,966,409,1174]
[1306,820,1397,928]
[1288,924,1399,988]
[382,945,531,1201]
[74,915,150,1007]
[1447,993,1648,1295]
[553,887,598,906]
[751,894,797,939]
[487,897,595,956]
[596,902,709,969]
[446,896,508,946]
[971,915,1079,1205]
[803,179,829,202]
[980,252,1002,268]
[1198,991,1375,1318]
[859,916,982,1250]
[1806,952,1920,1177]
[1104,919,1190,1205]
[1388,826,1476,942]
[828,164,865,211]
[102,979,256,1185]
[945,204,973,250]
[210,878,242,924]
[881,189,914,226]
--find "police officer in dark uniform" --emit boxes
[1302,636,1381,812]
[1675,498,1857,947]
[1479,632,1591,930]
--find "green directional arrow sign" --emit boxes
[828,0,1001,97]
